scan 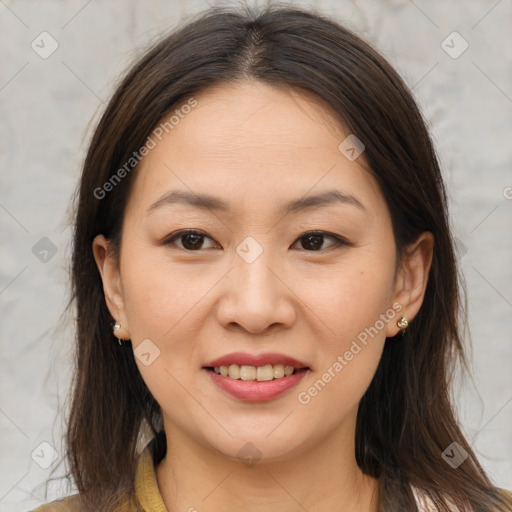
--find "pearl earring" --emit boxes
[113,322,124,345]
[397,316,408,331]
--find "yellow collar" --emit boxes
[133,442,168,512]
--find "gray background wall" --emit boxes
[1,0,511,510]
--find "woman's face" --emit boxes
[94,81,432,464]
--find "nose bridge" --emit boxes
[216,234,295,332]
[233,235,280,302]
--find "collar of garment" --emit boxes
[132,430,168,512]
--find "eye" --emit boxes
[163,229,219,251]
[162,229,349,252]
[292,231,349,252]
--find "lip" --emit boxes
[203,352,310,402]
[204,352,309,369]
[204,367,310,402]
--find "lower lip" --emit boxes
[204,368,309,402]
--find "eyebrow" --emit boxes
[146,189,367,216]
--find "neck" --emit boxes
[156,414,379,512]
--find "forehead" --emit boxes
[127,81,384,218]
[181,81,344,144]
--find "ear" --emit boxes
[386,231,434,337]
[92,234,131,340]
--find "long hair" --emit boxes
[66,4,512,511]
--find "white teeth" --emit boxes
[228,364,240,380]
[212,364,298,381]
[257,364,274,381]
[273,364,285,378]
[240,365,256,381]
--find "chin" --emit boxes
[198,424,316,466]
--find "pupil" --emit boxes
[302,234,323,250]
[182,233,203,250]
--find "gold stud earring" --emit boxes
[397,316,408,330]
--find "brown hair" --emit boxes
[65,4,511,511]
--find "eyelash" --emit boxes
[162,229,351,252]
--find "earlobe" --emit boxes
[387,231,434,337]
[92,234,130,337]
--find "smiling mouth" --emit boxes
[204,364,309,382]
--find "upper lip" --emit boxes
[204,352,309,369]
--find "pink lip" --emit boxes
[203,352,311,402]
[204,352,309,369]
[204,367,310,402]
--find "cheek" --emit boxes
[121,253,204,407]
[296,278,390,421]
[120,248,221,395]
[297,260,394,406]
[120,246,209,340]
[310,263,395,347]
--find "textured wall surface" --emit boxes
[1,0,511,510]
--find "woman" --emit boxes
[32,4,512,512]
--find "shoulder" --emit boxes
[27,435,165,512]
[490,488,512,511]
[28,494,81,512]
[500,488,512,502]
[413,486,512,511]
[27,493,136,512]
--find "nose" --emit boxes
[216,250,296,334]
